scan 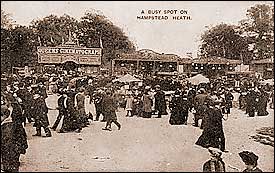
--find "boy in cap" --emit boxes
[239,151,262,172]
[203,147,226,172]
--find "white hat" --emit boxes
[145,86,150,90]
[208,147,222,157]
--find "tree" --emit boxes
[199,24,250,62]
[30,12,136,67]
[77,12,136,66]
[1,28,12,73]
[240,4,274,60]
[30,14,79,47]
[1,10,14,73]
[1,10,14,29]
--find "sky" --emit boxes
[2,1,274,58]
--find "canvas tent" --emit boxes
[187,74,209,85]
[112,74,142,83]
[260,79,274,85]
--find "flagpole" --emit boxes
[99,35,103,48]
[38,36,42,46]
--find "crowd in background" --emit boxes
[1,71,273,172]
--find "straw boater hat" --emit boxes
[208,147,222,157]
[199,88,206,93]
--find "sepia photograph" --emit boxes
[1,1,274,172]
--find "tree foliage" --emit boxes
[1,10,14,29]
[199,24,250,62]
[240,4,274,60]
[30,14,78,47]
[77,12,135,65]
[29,12,135,66]
[1,26,38,73]
[199,3,274,63]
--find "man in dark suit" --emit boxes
[102,90,121,131]
[224,89,234,114]
[193,88,209,128]
[154,85,167,118]
[93,88,106,121]
[51,90,68,131]
[32,91,52,137]
[246,88,257,117]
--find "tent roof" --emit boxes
[234,64,250,72]
[112,74,142,83]
[187,74,209,85]
[260,79,274,85]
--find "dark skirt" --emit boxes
[169,110,185,125]
[143,111,152,118]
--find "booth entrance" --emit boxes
[62,61,78,71]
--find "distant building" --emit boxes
[112,49,185,76]
[250,58,274,79]
[112,50,244,78]
[190,57,242,78]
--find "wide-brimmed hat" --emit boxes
[155,85,160,89]
[239,151,259,165]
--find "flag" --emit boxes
[50,36,54,43]
[38,36,42,46]
[99,36,103,48]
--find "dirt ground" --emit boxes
[19,94,274,172]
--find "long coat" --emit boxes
[169,95,189,125]
[195,107,225,151]
[225,92,234,108]
[125,96,134,111]
[1,104,28,171]
[75,93,86,118]
[142,93,153,113]
[154,90,167,114]
[32,97,49,127]
[102,94,118,121]
[257,91,269,116]
[1,121,28,172]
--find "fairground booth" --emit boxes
[37,36,102,75]
[111,49,182,77]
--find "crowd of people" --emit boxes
[1,71,273,172]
